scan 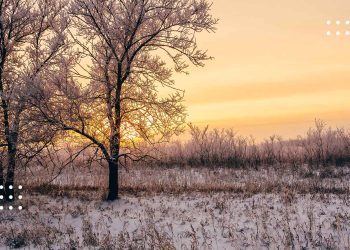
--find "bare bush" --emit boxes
[154,120,350,169]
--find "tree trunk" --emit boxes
[107,160,118,201]
[5,145,16,202]
[106,67,123,201]
[0,155,4,198]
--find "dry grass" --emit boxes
[1,120,349,249]
[153,120,350,168]
[15,163,350,200]
[1,192,350,249]
[9,119,349,200]
[5,155,350,249]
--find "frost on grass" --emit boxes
[3,165,350,249]
[1,193,350,249]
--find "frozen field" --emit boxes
[1,165,350,249]
[1,192,350,249]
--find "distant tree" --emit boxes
[33,0,217,200]
[0,0,69,199]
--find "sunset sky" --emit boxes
[172,0,350,140]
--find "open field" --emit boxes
[17,164,350,197]
[1,192,350,249]
[2,121,350,249]
[1,165,350,249]
[0,0,349,249]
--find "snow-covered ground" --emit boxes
[1,192,350,249]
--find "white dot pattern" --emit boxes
[0,185,24,210]
[325,20,350,36]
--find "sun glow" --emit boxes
[167,0,350,139]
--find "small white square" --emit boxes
[336,20,341,25]
[9,206,13,210]
[0,195,3,199]
[18,206,22,210]
[0,206,3,210]
[18,195,22,200]
[0,185,3,189]
[8,195,13,200]
[326,20,332,25]
[336,31,341,36]
[346,20,350,25]
[9,185,13,190]
[18,185,22,190]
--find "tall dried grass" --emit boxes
[155,120,350,168]
[13,119,350,198]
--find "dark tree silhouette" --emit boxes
[0,0,69,200]
[33,0,217,200]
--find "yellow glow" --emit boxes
[169,0,350,139]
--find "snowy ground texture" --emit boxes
[1,192,350,249]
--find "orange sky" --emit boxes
[172,0,350,140]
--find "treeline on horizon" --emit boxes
[11,119,350,186]
[149,119,350,169]
[11,119,350,193]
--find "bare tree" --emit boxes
[34,0,217,200]
[0,0,69,199]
